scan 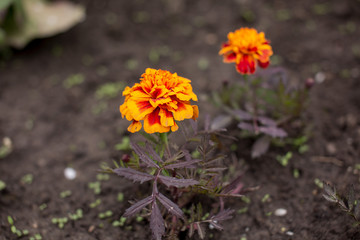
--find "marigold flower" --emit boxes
[120,68,199,134]
[219,27,273,74]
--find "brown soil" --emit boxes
[1,0,360,239]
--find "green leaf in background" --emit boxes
[6,0,85,49]
[0,0,14,11]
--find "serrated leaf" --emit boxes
[211,209,235,222]
[123,195,153,217]
[156,193,184,219]
[323,182,336,197]
[165,159,201,170]
[150,202,165,240]
[251,135,271,158]
[259,126,287,138]
[203,154,226,166]
[209,220,223,230]
[113,167,154,183]
[322,194,337,203]
[195,222,205,239]
[204,167,227,173]
[221,175,243,194]
[158,175,199,188]
[131,142,159,168]
[165,151,185,164]
[339,199,348,211]
[145,142,163,163]
[210,115,233,130]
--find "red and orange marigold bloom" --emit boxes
[120,68,199,134]
[219,27,273,74]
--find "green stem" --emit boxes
[159,132,170,158]
[243,74,259,134]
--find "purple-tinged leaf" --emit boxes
[123,195,153,217]
[131,142,159,168]
[211,209,235,222]
[251,135,271,158]
[184,150,192,161]
[257,116,277,126]
[259,126,287,138]
[195,222,205,239]
[210,115,233,130]
[238,122,255,132]
[156,193,184,219]
[165,151,185,164]
[145,142,163,163]
[322,194,337,203]
[209,220,223,230]
[114,167,154,183]
[221,175,244,195]
[338,199,347,211]
[323,182,336,197]
[158,175,199,188]
[204,167,227,172]
[165,159,201,170]
[150,202,165,240]
[204,154,226,166]
[232,109,252,120]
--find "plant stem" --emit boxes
[159,132,171,158]
[243,74,259,134]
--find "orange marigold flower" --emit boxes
[120,68,199,134]
[219,27,273,74]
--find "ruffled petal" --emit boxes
[258,60,269,69]
[119,100,133,121]
[127,99,155,121]
[172,101,194,121]
[192,105,199,120]
[171,122,179,132]
[128,121,142,133]
[159,108,175,127]
[236,55,256,74]
[143,108,170,134]
[224,52,236,63]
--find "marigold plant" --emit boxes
[219,27,273,74]
[120,68,199,134]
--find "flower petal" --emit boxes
[224,52,236,63]
[159,108,175,127]
[192,105,199,120]
[236,55,255,74]
[120,101,133,121]
[143,108,170,134]
[127,99,155,121]
[258,60,269,69]
[171,122,179,132]
[172,102,193,121]
[128,121,142,133]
